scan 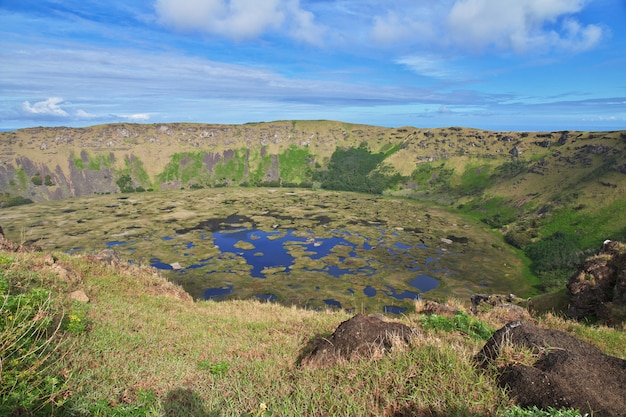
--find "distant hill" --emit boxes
[1,121,625,289]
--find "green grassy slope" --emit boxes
[2,249,623,416]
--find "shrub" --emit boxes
[525,232,582,273]
[31,173,43,186]
[314,146,402,194]
[0,277,67,415]
[505,228,533,249]
[116,174,134,193]
[496,159,528,178]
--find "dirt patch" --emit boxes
[414,300,460,317]
[477,321,626,416]
[471,293,533,324]
[298,313,416,368]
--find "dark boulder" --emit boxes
[477,322,626,417]
[298,313,416,369]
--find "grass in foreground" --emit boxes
[2,250,620,416]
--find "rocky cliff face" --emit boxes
[567,240,626,324]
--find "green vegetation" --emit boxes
[277,145,314,185]
[0,257,68,415]
[0,193,33,207]
[419,310,495,340]
[115,156,152,193]
[124,156,151,189]
[157,152,207,185]
[15,168,29,190]
[213,149,247,186]
[457,163,493,196]
[459,196,520,229]
[503,406,586,417]
[496,159,529,178]
[72,154,84,170]
[521,199,626,290]
[70,151,114,172]
[31,172,43,186]
[410,162,454,193]
[116,174,134,193]
[314,145,403,194]
[247,149,274,187]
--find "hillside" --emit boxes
[2,121,626,296]
[2,122,625,204]
[1,246,625,416]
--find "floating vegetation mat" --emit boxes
[1,188,532,313]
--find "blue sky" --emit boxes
[1,0,625,131]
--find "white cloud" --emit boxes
[370,5,440,45]
[119,113,151,121]
[287,3,327,45]
[446,0,603,53]
[395,55,459,79]
[21,97,69,117]
[371,12,414,44]
[75,109,97,119]
[154,0,324,43]
[366,1,603,54]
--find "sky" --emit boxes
[1,0,625,131]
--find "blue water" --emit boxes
[204,285,233,299]
[323,299,342,308]
[106,241,128,247]
[381,285,421,300]
[363,286,377,297]
[409,274,440,292]
[150,258,173,270]
[211,228,363,278]
[149,226,452,309]
[383,306,407,315]
[212,229,301,277]
[305,236,358,259]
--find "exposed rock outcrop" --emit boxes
[567,240,626,323]
[470,293,532,323]
[477,321,626,417]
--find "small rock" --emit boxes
[416,300,459,317]
[69,289,89,303]
[52,264,70,281]
[43,253,57,265]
